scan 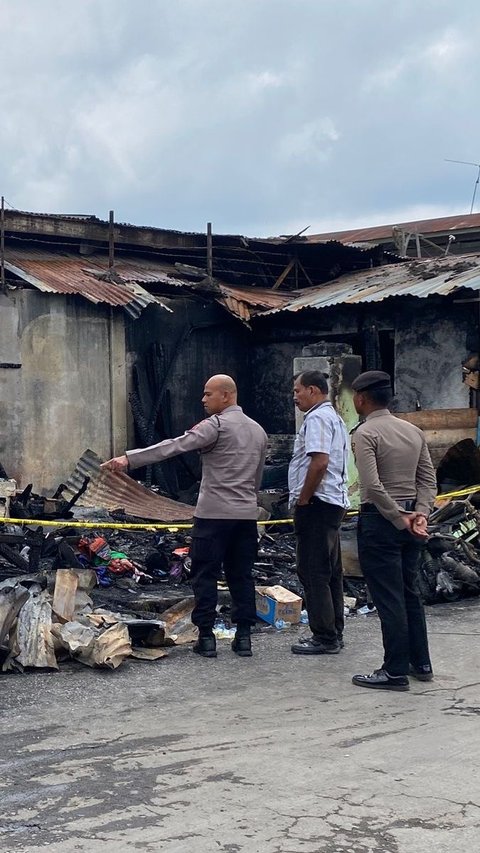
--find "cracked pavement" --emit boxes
[0,599,479,852]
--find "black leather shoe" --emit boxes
[231,635,252,657]
[409,664,434,682]
[193,634,217,658]
[352,669,409,691]
[291,637,340,655]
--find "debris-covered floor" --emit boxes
[0,599,479,853]
[2,490,480,673]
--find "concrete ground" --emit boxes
[0,600,479,853]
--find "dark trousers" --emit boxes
[294,500,346,644]
[357,508,432,676]
[189,517,258,632]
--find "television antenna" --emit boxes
[445,159,480,214]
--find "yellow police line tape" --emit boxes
[0,483,479,533]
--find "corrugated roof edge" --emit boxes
[256,254,480,316]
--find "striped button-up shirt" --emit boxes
[288,401,350,510]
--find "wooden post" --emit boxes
[0,196,5,291]
[453,295,480,440]
[108,210,115,269]
[206,222,213,281]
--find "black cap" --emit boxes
[351,370,392,392]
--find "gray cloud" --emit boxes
[1,0,479,235]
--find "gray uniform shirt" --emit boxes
[351,409,437,529]
[126,405,268,520]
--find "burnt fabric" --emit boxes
[294,500,346,644]
[358,507,432,676]
[189,517,258,631]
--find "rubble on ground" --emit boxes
[0,569,200,672]
[1,457,480,674]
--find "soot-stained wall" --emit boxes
[126,297,252,497]
[250,295,474,434]
[127,297,252,439]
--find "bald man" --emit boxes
[102,375,268,659]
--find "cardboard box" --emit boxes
[255,584,302,626]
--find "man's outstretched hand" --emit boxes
[101,455,128,473]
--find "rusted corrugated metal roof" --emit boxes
[63,449,195,522]
[4,247,296,323]
[306,213,480,245]
[217,284,292,322]
[5,249,175,318]
[259,255,480,315]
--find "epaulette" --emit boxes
[349,419,364,435]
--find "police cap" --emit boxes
[351,370,392,392]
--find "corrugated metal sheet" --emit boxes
[4,249,175,318]
[306,213,480,245]
[260,255,480,315]
[217,284,292,322]
[63,449,195,522]
[4,247,296,322]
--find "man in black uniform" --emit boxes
[350,371,437,691]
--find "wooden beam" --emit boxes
[396,408,477,430]
[272,258,295,290]
[296,258,314,288]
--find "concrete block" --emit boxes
[0,479,16,518]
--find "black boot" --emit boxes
[232,624,252,657]
[193,631,217,658]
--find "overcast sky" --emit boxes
[1,0,480,236]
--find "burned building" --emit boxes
[249,255,480,435]
[1,208,479,497]
[0,209,393,493]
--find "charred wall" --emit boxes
[250,295,475,434]
[125,297,252,496]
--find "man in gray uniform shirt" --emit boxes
[350,370,437,691]
[102,375,267,659]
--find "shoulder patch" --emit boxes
[349,420,363,435]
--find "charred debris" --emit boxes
[1,441,480,674]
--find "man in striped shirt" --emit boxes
[288,370,350,655]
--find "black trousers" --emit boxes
[294,500,346,644]
[189,517,258,632]
[357,508,432,677]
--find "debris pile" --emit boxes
[2,448,480,676]
[418,499,480,602]
[0,567,201,673]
